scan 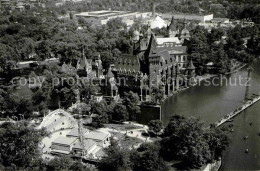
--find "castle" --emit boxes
[61,17,195,102]
[110,18,195,101]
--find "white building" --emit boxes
[75,10,152,26]
[163,13,214,23]
[149,16,168,29]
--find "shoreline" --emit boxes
[224,63,248,75]
[161,62,248,104]
[161,73,217,103]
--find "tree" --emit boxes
[4,93,34,119]
[148,120,163,136]
[113,104,129,122]
[35,40,53,60]
[32,88,50,115]
[208,28,225,43]
[122,91,140,121]
[160,115,211,169]
[151,86,164,104]
[203,128,230,162]
[160,114,229,169]
[69,161,90,171]
[79,83,99,103]
[0,122,47,169]
[47,156,72,171]
[107,18,127,30]
[98,140,131,171]
[130,143,169,171]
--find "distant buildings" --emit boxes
[149,16,168,29]
[75,10,152,26]
[0,0,45,11]
[163,13,214,23]
[198,18,255,31]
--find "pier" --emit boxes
[214,94,260,128]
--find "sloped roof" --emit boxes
[114,54,141,72]
[72,139,96,150]
[171,46,187,53]
[85,131,110,141]
[187,60,195,70]
[150,16,168,29]
[168,16,177,31]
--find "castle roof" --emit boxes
[114,54,141,72]
[187,60,195,70]
[107,67,114,78]
[168,16,177,31]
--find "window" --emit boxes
[160,62,162,66]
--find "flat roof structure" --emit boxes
[75,10,151,26]
[85,131,110,141]
[75,10,138,19]
[52,136,77,146]
[162,13,214,23]
[155,37,181,46]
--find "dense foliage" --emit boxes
[99,114,230,170]
[0,122,47,170]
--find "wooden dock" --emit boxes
[213,95,260,128]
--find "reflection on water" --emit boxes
[162,60,260,170]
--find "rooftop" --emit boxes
[67,127,89,137]
[155,37,181,45]
[52,137,77,146]
[85,131,110,141]
[114,54,141,72]
[73,139,96,150]
[75,10,137,18]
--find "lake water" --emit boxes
[162,60,260,170]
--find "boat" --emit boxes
[245,149,249,153]
[243,136,248,140]
[229,124,233,127]
[230,129,234,132]
[249,122,253,126]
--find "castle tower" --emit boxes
[132,30,140,43]
[179,18,190,42]
[168,16,178,37]
[186,59,196,85]
[145,23,153,44]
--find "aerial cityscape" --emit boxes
[0,0,260,170]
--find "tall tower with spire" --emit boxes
[78,108,85,157]
[168,16,178,37]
